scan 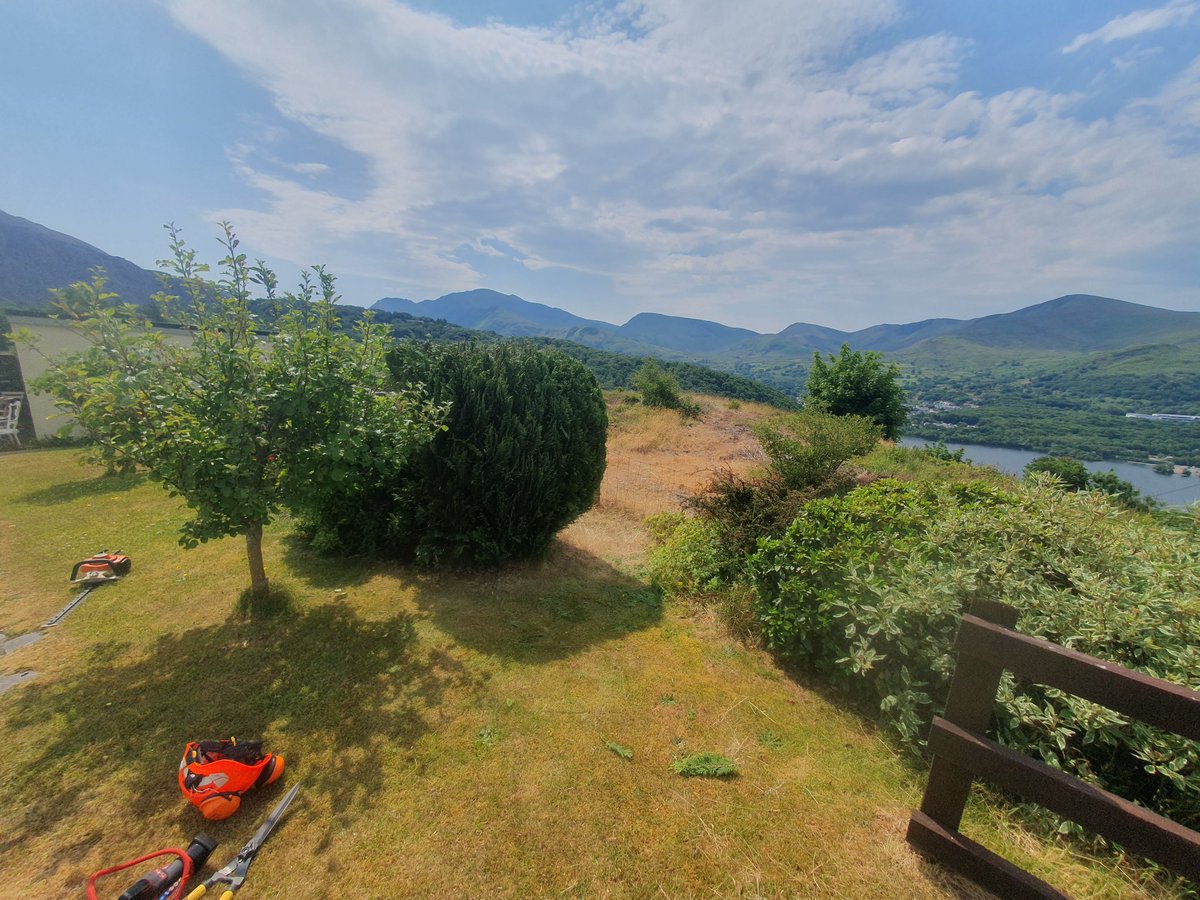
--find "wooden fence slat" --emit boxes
[919,602,1019,831]
[928,717,1200,883]
[906,810,1068,900]
[955,615,1200,742]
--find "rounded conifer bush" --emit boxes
[305,341,607,565]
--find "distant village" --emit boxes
[1125,412,1200,422]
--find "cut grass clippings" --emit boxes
[0,401,1183,898]
[603,739,634,760]
[670,751,737,778]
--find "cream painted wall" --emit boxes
[10,315,195,440]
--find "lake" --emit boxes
[898,438,1200,508]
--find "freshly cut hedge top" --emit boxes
[380,341,608,564]
[750,478,1200,829]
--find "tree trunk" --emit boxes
[245,520,270,598]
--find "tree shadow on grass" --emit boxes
[14,471,147,506]
[0,602,484,862]
[410,540,664,664]
[279,533,376,590]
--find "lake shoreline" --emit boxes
[898,437,1200,508]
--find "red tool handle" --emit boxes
[87,848,192,900]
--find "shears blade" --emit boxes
[241,781,301,858]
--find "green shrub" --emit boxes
[805,343,907,439]
[303,341,607,565]
[685,469,823,562]
[648,514,739,595]
[750,478,1200,827]
[632,360,699,418]
[752,410,880,490]
[916,441,966,463]
[393,341,607,564]
[650,411,879,600]
[632,360,683,408]
[1025,455,1151,510]
[1024,455,1090,489]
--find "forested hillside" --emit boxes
[903,339,1200,463]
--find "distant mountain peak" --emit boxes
[0,208,163,308]
[617,311,758,353]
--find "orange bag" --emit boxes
[178,739,284,820]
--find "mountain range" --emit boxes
[372,289,1200,389]
[4,208,1199,399]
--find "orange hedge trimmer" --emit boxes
[43,551,131,628]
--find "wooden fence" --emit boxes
[907,599,1200,898]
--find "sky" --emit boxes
[1,0,1198,332]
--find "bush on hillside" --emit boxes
[301,342,607,565]
[632,360,700,418]
[749,478,1200,827]
[805,343,907,439]
[1024,455,1091,489]
[916,441,966,463]
[650,410,881,596]
[1025,455,1151,511]
[752,411,881,491]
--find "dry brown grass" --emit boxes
[0,402,1177,899]
[591,396,772,547]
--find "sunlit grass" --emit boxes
[0,407,1179,898]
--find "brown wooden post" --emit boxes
[907,599,1200,894]
[915,599,1018,831]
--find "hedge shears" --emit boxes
[184,782,300,899]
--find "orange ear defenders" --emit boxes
[178,738,284,820]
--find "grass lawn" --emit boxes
[0,398,1176,898]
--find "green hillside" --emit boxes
[521,336,798,408]
[616,312,757,353]
[951,294,1200,351]
[903,338,1200,463]
[0,210,164,308]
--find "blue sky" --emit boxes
[2,0,1198,331]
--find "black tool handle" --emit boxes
[117,834,218,900]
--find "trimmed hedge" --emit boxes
[303,341,606,565]
[749,478,1200,828]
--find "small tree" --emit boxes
[1024,456,1090,490]
[33,225,445,603]
[753,410,882,491]
[805,344,907,440]
[1026,456,1150,510]
[28,273,165,473]
[632,360,683,408]
[631,360,700,418]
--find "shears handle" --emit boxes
[184,886,234,900]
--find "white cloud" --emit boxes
[284,162,330,176]
[1062,0,1197,54]
[163,0,1200,330]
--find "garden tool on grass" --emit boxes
[184,782,301,900]
[43,551,132,628]
[179,738,285,820]
[86,833,217,900]
[115,834,219,900]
